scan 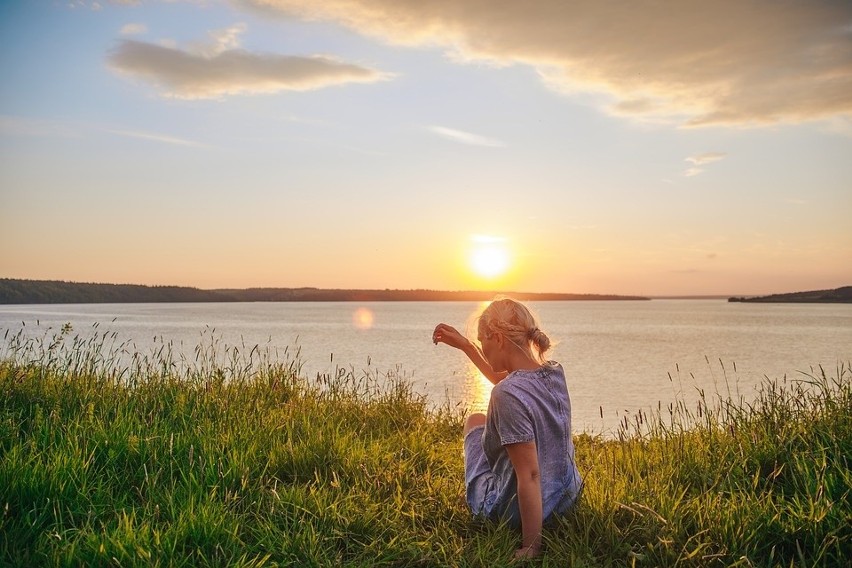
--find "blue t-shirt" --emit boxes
[479,362,582,523]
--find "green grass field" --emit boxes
[1,326,850,566]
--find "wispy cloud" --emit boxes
[187,23,246,58]
[70,0,128,9]
[425,125,505,147]
[684,152,727,177]
[240,0,852,127]
[0,115,207,149]
[686,152,727,166]
[120,23,147,36]
[107,23,390,99]
[104,129,207,148]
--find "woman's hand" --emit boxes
[433,323,508,385]
[431,323,470,351]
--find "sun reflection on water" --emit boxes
[461,365,493,413]
[455,301,494,413]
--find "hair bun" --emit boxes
[528,327,551,353]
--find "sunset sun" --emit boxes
[469,235,511,279]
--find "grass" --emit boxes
[0,325,850,567]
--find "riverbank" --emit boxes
[1,331,849,566]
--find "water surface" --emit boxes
[1,300,849,434]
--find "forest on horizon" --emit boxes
[0,278,648,304]
[3,278,849,305]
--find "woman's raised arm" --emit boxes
[432,323,508,384]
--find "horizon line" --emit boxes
[4,276,845,299]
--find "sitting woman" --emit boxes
[432,297,582,560]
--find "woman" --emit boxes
[432,297,582,560]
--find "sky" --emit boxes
[1,0,851,296]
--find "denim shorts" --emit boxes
[463,425,495,516]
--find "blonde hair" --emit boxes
[477,296,552,363]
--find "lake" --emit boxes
[1,300,850,435]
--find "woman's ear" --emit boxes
[493,331,505,350]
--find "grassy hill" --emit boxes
[1,329,849,566]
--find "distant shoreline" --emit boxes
[4,278,848,305]
[728,286,852,303]
[0,278,649,305]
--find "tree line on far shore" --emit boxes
[0,278,649,305]
[728,286,852,303]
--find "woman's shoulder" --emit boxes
[545,361,565,376]
[533,361,564,377]
[497,362,564,389]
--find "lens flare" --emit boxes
[352,307,374,330]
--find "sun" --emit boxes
[469,235,511,279]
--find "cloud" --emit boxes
[105,129,207,147]
[426,125,505,147]
[686,152,727,166]
[237,0,852,127]
[187,23,247,58]
[120,23,147,36]
[684,152,726,177]
[107,24,389,99]
[70,0,137,8]
[0,116,206,149]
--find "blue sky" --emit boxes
[1,0,851,295]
